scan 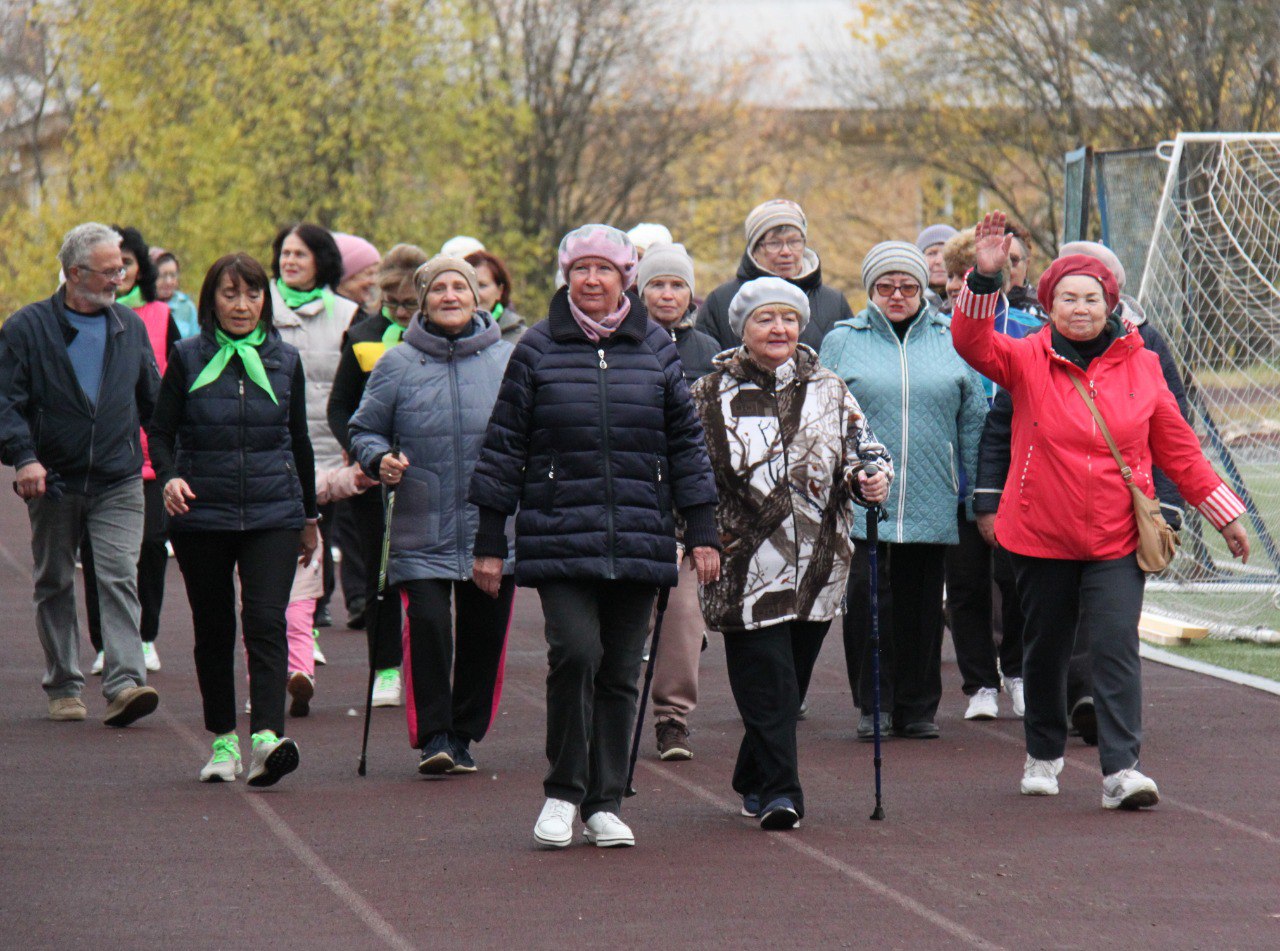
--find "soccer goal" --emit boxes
[1131,133,1280,642]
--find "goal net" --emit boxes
[1133,133,1280,641]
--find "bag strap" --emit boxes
[1067,374,1137,488]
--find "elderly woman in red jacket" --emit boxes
[952,211,1250,811]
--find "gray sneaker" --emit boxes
[246,732,299,788]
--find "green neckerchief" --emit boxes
[116,286,144,309]
[275,278,335,315]
[189,325,278,404]
[379,311,406,347]
[491,302,504,322]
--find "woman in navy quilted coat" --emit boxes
[469,225,720,850]
[349,255,514,778]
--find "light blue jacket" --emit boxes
[350,312,514,584]
[819,304,987,544]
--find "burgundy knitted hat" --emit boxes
[1036,254,1120,315]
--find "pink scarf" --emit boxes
[569,293,630,343]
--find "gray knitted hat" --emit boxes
[861,241,929,294]
[728,276,810,339]
[414,255,481,307]
[744,199,807,253]
[915,223,958,251]
[637,243,695,297]
[1059,240,1127,291]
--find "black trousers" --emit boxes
[350,487,403,670]
[538,580,657,821]
[401,576,515,749]
[317,501,335,610]
[333,498,366,615]
[844,541,947,724]
[84,477,168,649]
[723,620,830,818]
[1011,552,1146,775]
[171,528,298,737]
[945,505,1024,693]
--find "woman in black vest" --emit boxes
[147,253,319,788]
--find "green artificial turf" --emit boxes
[1154,638,1280,683]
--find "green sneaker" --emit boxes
[200,734,242,783]
[372,668,401,707]
[246,730,299,788]
[312,629,327,666]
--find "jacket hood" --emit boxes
[735,247,823,291]
[1118,295,1146,327]
[403,310,502,359]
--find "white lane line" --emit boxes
[981,718,1280,847]
[162,710,417,951]
[639,759,1007,951]
[504,681,1004,951]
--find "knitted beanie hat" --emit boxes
[332,233,381,282]
[441,235,485,258]
[915,223,958,251]
[558,224,638,289]
[744,199,807,253]
[413,255,481,307]
[1058,241,1127,291]
[1036,254,1120,315]
[637,243,695,297]
[728,276,810,339]
[627,223,674,254]
[861,241,929,294]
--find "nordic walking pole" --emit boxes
[625,585,672,797]
[864,462,886,820]
[358,439,400,777]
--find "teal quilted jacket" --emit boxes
[819,304,987,544]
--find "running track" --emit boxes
[1,497,1277,950]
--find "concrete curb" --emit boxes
[1140,642,1280,698]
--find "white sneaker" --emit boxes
[371,668,402,707]
[1102,767,1160,810]
[1003,677,1025,718]
[143,642,161,672]
[965,687,999,720]
[199,734,242,782]
[1020,755,1064,796]
[533,797,577,848]
[312,630,327,667]
[246,731,300,788]
[90,651,105,676]
[583,811,635,848]
[244,697,252,714]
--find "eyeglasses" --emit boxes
[873,282,921,299]
[757,236,805,254]
[76,265,127,281]
[382,298,418,314]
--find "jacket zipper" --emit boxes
[892,317,921,540]
[238,375,247,530]
[598,347,615,579]
[448,341,467,577]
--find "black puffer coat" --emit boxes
[695,249,854,351]
[469,288,719,587]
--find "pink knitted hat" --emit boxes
[557,224,637,289]
[331,233,381,281]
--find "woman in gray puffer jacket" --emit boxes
[349,255,514,777]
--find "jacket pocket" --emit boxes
[541,451,558,515]
[284,459,302,500]
[390,468,440,551]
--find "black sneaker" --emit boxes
[1071,697,1098,746]
[759,797,800,830]
[894,720,940,739]
[448,736,477,774]
[418,732,454,775]
[314,604,333,628]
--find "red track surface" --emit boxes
[2,496,1278,950]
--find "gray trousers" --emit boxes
[538,580,657,820]
[1011,552,1146,776]
[29,479,145,701]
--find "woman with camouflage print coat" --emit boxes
[690,276,892,831]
